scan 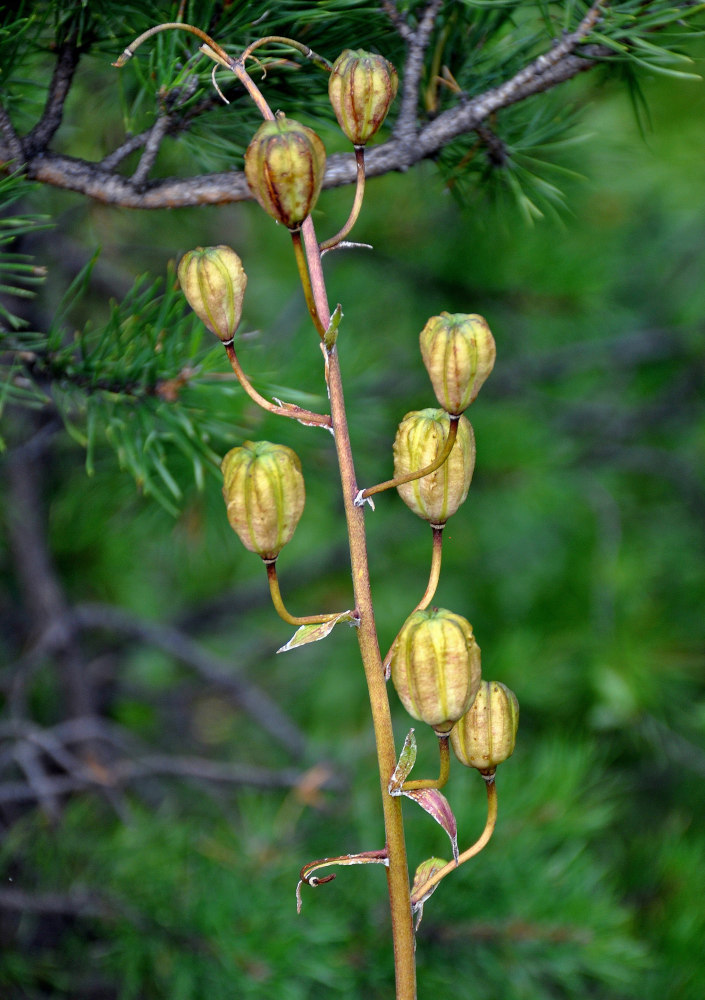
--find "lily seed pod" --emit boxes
[450,680,519,775]
[328,49,398,146]
[177,246,247,343]
[391,608,482,735]
[221,441,305,561]
[394,409,475,525]
[244,113,326,230]
[420,313,496,415]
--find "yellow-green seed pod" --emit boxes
[420,313,496,415]
[328,49,398,146]
[394,409,475,525]
[391,608,482,735]
[177,246,247,342]
[450,680,519,775]
[244,113,326,230]
[221,441,305,561]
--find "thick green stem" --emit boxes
[319,147,367,252]
[291,231,327,337]
[265,561,346,626]
[402,735,450,791]
[112,22,231,68]
[240,35,333,73]
[411,775,498,905]
[382,526,444,678]
[402,734,450,791]
[223,342,331,428]
[301,216,417,999]
[417,526,444,612]
[361,416,459,501]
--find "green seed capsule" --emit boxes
[420,313,496,415]
[391,608,482,735]
[394,409,475,525]
[328,49,398,146]
[244,114,326,230]
[450,680,519,775]
[221,441,305,561]
[177,246,247,342]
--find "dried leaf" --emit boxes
[401,787,459,863]
[296,849,389,913]
[277,611,353,653]
[388,729,417,795]
[411,856,448,929]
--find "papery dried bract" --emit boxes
[328,49,398,146]
[391,608,482,735]
[221,441,305,560]
[394,409,475,525]
[177,245,247,342]
[244,114,326,230]
[420,312,496,415]
[450,680,519,775]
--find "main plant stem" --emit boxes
[302,218,417,999]
[117,27,416,997]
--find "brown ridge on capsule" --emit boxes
[328,49,398,146]
[244,114,326,230]
[450,680,519,775]
[221,441,305,561]
[177,245,247,342]
[391,608,482,735]
[394,409,476,525]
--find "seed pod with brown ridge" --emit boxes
[391,608,482,735]
[177,246,247,343]
[244,114,326,230]
[221,441,305,561]
[420,313,496,415]
[450,680,519,776]
[394,409,475,525]
[328,49,398,146]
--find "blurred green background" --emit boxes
[1,5,705,999]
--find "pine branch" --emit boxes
[0,2,699,209]
[71,601,311,760]
[23,39,82,159]
[0,101,24,165]
[0,756,338,805]
[390,0,445,152]
[1,264,254,508]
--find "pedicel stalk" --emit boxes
[115,25,518,1000]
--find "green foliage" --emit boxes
[1,255,255,509]
[0,741,651,1000]
[0,172,49,331]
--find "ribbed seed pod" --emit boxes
[391,608,482,735]
[177,246,247,342]
[221,441,305,561]
[450,680,519,775]
[419,313,496,415]
[328,49,398,146]
[244,114,326,230]
[394,409,475,525]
